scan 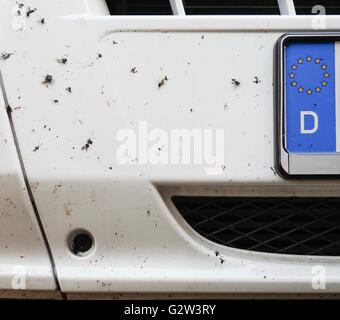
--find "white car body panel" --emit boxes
[0,0,340,295]
[0,88,55,290]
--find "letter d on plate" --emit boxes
[300,111,319,134]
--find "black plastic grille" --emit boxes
[106,0,172,15]
[106,0,280,15]
[172,196,340,256]
[106,0,340,15]
[295,0,340,15]
[184,0,279,15]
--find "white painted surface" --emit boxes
[0,0,340,294]
[169,0,185,16]
[277,0,296,15]
[0,88,55,290]
[86,0,110,16]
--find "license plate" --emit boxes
[275,33,340,177]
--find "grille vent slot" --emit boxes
[105,0,340,15]
[172,196,340,256]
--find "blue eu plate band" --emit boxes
[275,32,340,178]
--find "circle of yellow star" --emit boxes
[290,56,328,95]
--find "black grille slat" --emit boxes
[106,0,340,15]
[106,0,280,15]
[184,0,280,15]
[295,0,340,15]
[172,196,340,256]
[107,0,172,15]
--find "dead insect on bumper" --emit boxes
[81,139,93,151]
[253,76,261,84]
[231,78,240,87]
[42,74,53,86]
[1,52,14,60]
[26,7,36,17]
[56,57,67,64]
[158,76,168,88]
